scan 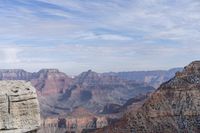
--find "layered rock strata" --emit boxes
[96,61,200,133]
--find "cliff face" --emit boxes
[0,81,40,133]
[41,109,109,133]
[97,61,200,133]
[31,69,73,95]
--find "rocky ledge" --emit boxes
[0,81,40,133]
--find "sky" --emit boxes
[0,0,200,75]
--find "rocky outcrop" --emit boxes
[0,81,40,133]
[96,61,200,133]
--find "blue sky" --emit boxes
[0,0,200,75]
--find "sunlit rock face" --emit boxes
[30,69,73,95]
[95,61,200,133]
[0,81,40,133]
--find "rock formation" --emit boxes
[0,81,40,133]
[46,70,155,116]
[95,61,200,133]
[41,114,109,133]
[31,69,73,95]
[0,68,181,95]
[104,68,182,88]
[0,69,33,80]
[0,69,73,95]
[0,68,180,119]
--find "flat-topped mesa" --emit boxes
[0,81,41,133]
[0,69,32,80]
[0,69,26,73]
[38,69,60,73]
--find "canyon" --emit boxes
[0,68,181,132]
[0,68,181,116]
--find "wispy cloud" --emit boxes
[0,0,199,74]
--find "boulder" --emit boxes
[0,81,40,133]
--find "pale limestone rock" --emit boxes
[0,81,40,133]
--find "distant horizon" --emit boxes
[0,66,183,76]
[0,1,199,75]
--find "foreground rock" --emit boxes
[95,61,200,133]
[0,81,40,133]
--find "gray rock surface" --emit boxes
[0,81,40,133]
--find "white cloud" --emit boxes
[0,47,22,63]
[0,0,199,74]
[75,32,132,41]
